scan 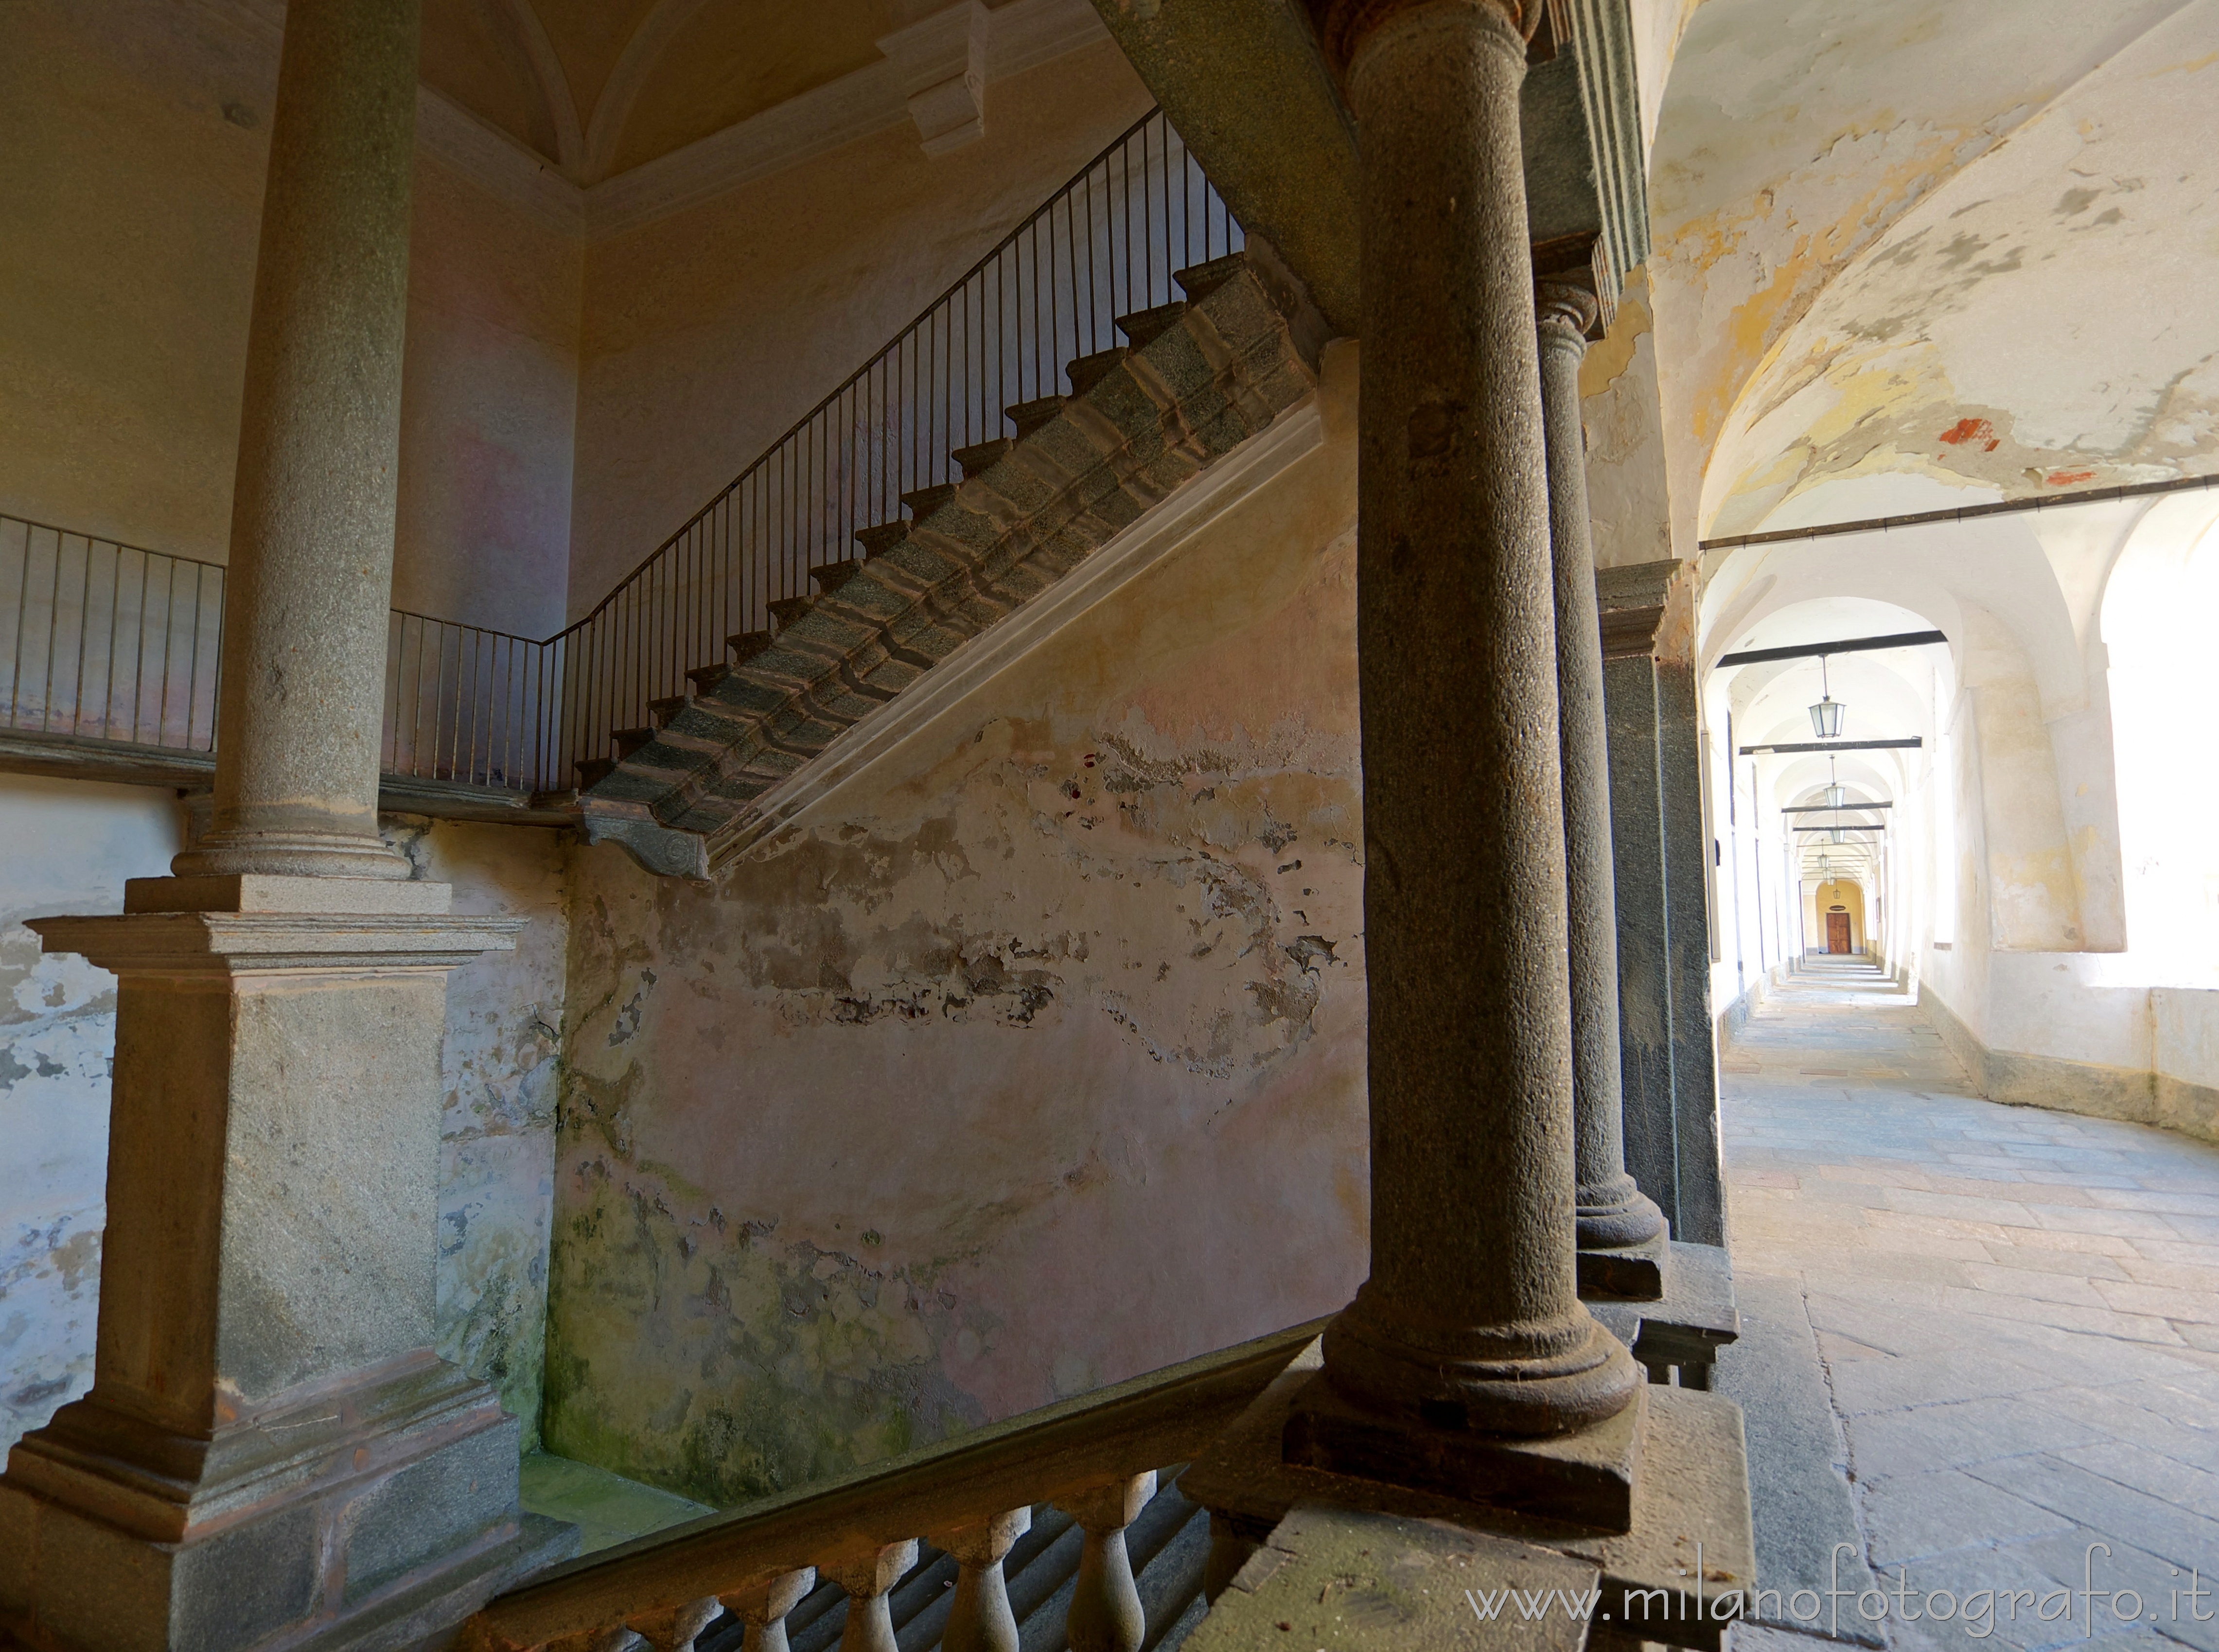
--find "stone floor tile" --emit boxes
[1844,1396,2110,1478]
[1934,1288,2188,1345]
[2008,1532,2219,1652]
[1862,1467,2080,1566]
[1890,1188,2043,1227]
[1956,1262,2119,1307]
[1829,1350,2064,1416]
[1983,1242,2135,1281]
[2095,1280,2219,1324]
[2055,1439,2219,1519]
[1966,1455,2219,1572]
[2090,1190,2219,1218]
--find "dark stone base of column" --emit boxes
[1576,1227,1671,1299]
[1185,1340,1755,1652]
[0,1356,576,1652]
[1281,1372,1645,1532]
[1584,1241,1741,1389]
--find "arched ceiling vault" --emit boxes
[1649,0,2219,544]
[419,0,951,186]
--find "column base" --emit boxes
[1584,1241,1740,1389]
[0,1356,577,1652]
[1185,1338,1755,1652]
[1576,1226,1670,1299]
[1282,1372,1645,1531]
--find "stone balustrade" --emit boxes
[462,1321,1325,1652]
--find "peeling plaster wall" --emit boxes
[0,0,581,637]
[1580,267,1675,571]
[390,818,573,1451]
[544,365,1365,1505]
[0,776,177,1454]
[565,40,1152,615]
[0,790,569,1454]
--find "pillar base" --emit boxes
[1585,1241,1741,1389]
[0,1355,577,1652]
[1282,1372,1644,1531]
[1575,1227,1670,1299]
[1185,1340,1755,1652]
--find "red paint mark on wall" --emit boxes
[1938,417,1995,448]
[2046,469,2097,487]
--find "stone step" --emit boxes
[855,520,912,558]
[1003,394,1065,438]
[1064,346,1129,397]
[575,756,617,790]
[646,694,693,727]
[1115,300,1188,349]
[898,482,958,521]
[950,438,1013,478]
[578,248,1317,871]
[684,662,732,694]
[612,726,656,759]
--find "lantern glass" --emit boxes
[1810,697,1846,738]
[1824,783,1847,808]
[1830,826,1847,844]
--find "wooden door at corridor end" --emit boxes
[1827,910,1852,954]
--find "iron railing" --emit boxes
[550,105,1240,785]
[1,515,224,756]
[2,108,1242,801]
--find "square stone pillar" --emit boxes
[1597,561,1724,1247]
[0,876,570,1651]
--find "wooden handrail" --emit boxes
[467,1319,1327,1649]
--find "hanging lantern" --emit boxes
[1823,783,1847,808]
[1830,826,1847,844]
[1809,654,1846,738]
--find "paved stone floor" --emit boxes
[1722,958,2219,1652]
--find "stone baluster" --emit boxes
[1057,1472,1156,1652]
[721,1567,817,1652]
[1281,0,1641,1520]
[1535,268,1668,1294]
[628,1598,725,1652]
[931,1507,1032,1652]
[827,1541,919,1652]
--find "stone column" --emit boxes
[1286,0,1638,1482]
[0,5,570,1647]
[170,0,418,882]
[1534,274,1666,1289]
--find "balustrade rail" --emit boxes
[2,108,1240,806]
[467,1320,1322,1652]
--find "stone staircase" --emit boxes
[693,1471,1212,1652]
[575,249,1319,878]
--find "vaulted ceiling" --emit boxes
[418,0,935,185]
[1646,0,2219,541]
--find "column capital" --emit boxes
[1308,0,1542,76]
[1534,271,1602,349]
